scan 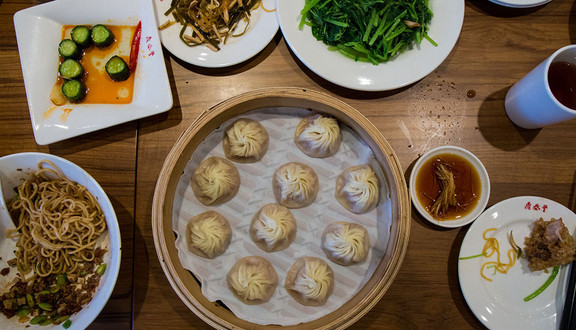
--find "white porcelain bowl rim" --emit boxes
[0,152,121,330]
[409,146,491,228]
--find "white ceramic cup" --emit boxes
[505,44,576,129]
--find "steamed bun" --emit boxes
[285,256,334,306]
[223,118,269,163]
[227,256,278,305]
[191,156,240,206]
[186,211,232,258]
[335,164,379,214]
[272,162,319,209]
[322,222,370,266]
[250,203,297,252]
[294,114,342,158]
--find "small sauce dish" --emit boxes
[409,146,490,228]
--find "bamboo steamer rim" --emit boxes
[152,87,411,329]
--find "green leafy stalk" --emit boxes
[459,253,486,260]
[523,266,560,302]
[299,0,436,65]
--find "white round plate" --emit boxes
[153,0,278,68]
[0,153,121,330]
[459,196,576,330]
[276,0,464,91]
[488,0,551,8]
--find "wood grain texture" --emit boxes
[0,0,575,329]
[0,1,137,328]
[133,1,576,329]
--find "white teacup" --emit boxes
[505,44,576,129]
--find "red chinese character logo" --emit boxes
[523,202,549,213]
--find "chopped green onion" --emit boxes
[96,264,107,276]
[50,284,60,293]
[39,317,53,326]
[38,302,53,311]
[26,294,34,309]
[15,308,31,317]
[63,319,72,329]
[30,315,47,325]
[53,315,70,325]
[57,274,68,286]
[36,290,50,296]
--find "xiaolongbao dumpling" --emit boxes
[322,222,370,266]
[335,164,379,214]
[250,203,297,252]
[294,114,342,158]
[227,256,278,305]
[285,256,334,306]
[186,211,232,258]
[191,157,240,206]
[223,118,269,163]
[272,162,319,208]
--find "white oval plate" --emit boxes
[276,0,464,91]
[488,0,551,8]
[458,196,576,330]
[0,153,121,330]
[153,0,278,68]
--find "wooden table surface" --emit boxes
[1,0,576,329]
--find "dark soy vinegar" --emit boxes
[415,153,481,221]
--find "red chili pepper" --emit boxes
[129,21,142,72]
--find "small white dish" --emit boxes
[276,0,464,91]
[152,0,278,68]
[409,146,490,228]
[488,0,551,8]
[13,0,173,145]
[0,152,121,330]
[458,196,576,330]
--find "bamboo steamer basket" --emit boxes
[152,87,411,329]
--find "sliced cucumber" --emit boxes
[105,56,130,81]
[91,24,114,48]
[61,80,87,102]
[71,25,92,48]
[58,59,84,80]
[58,39,81,59]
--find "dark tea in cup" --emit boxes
[548,61,576,110]
[505,45,576,129]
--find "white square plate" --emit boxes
[14,0,173,145]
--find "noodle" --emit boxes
[480,228,517,281]
[6,160,106,280]
[160,0,264,51]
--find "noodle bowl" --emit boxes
[6,160,107,279]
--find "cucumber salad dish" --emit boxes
[52,23,135,104]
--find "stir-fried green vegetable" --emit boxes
[299,0,435,64]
